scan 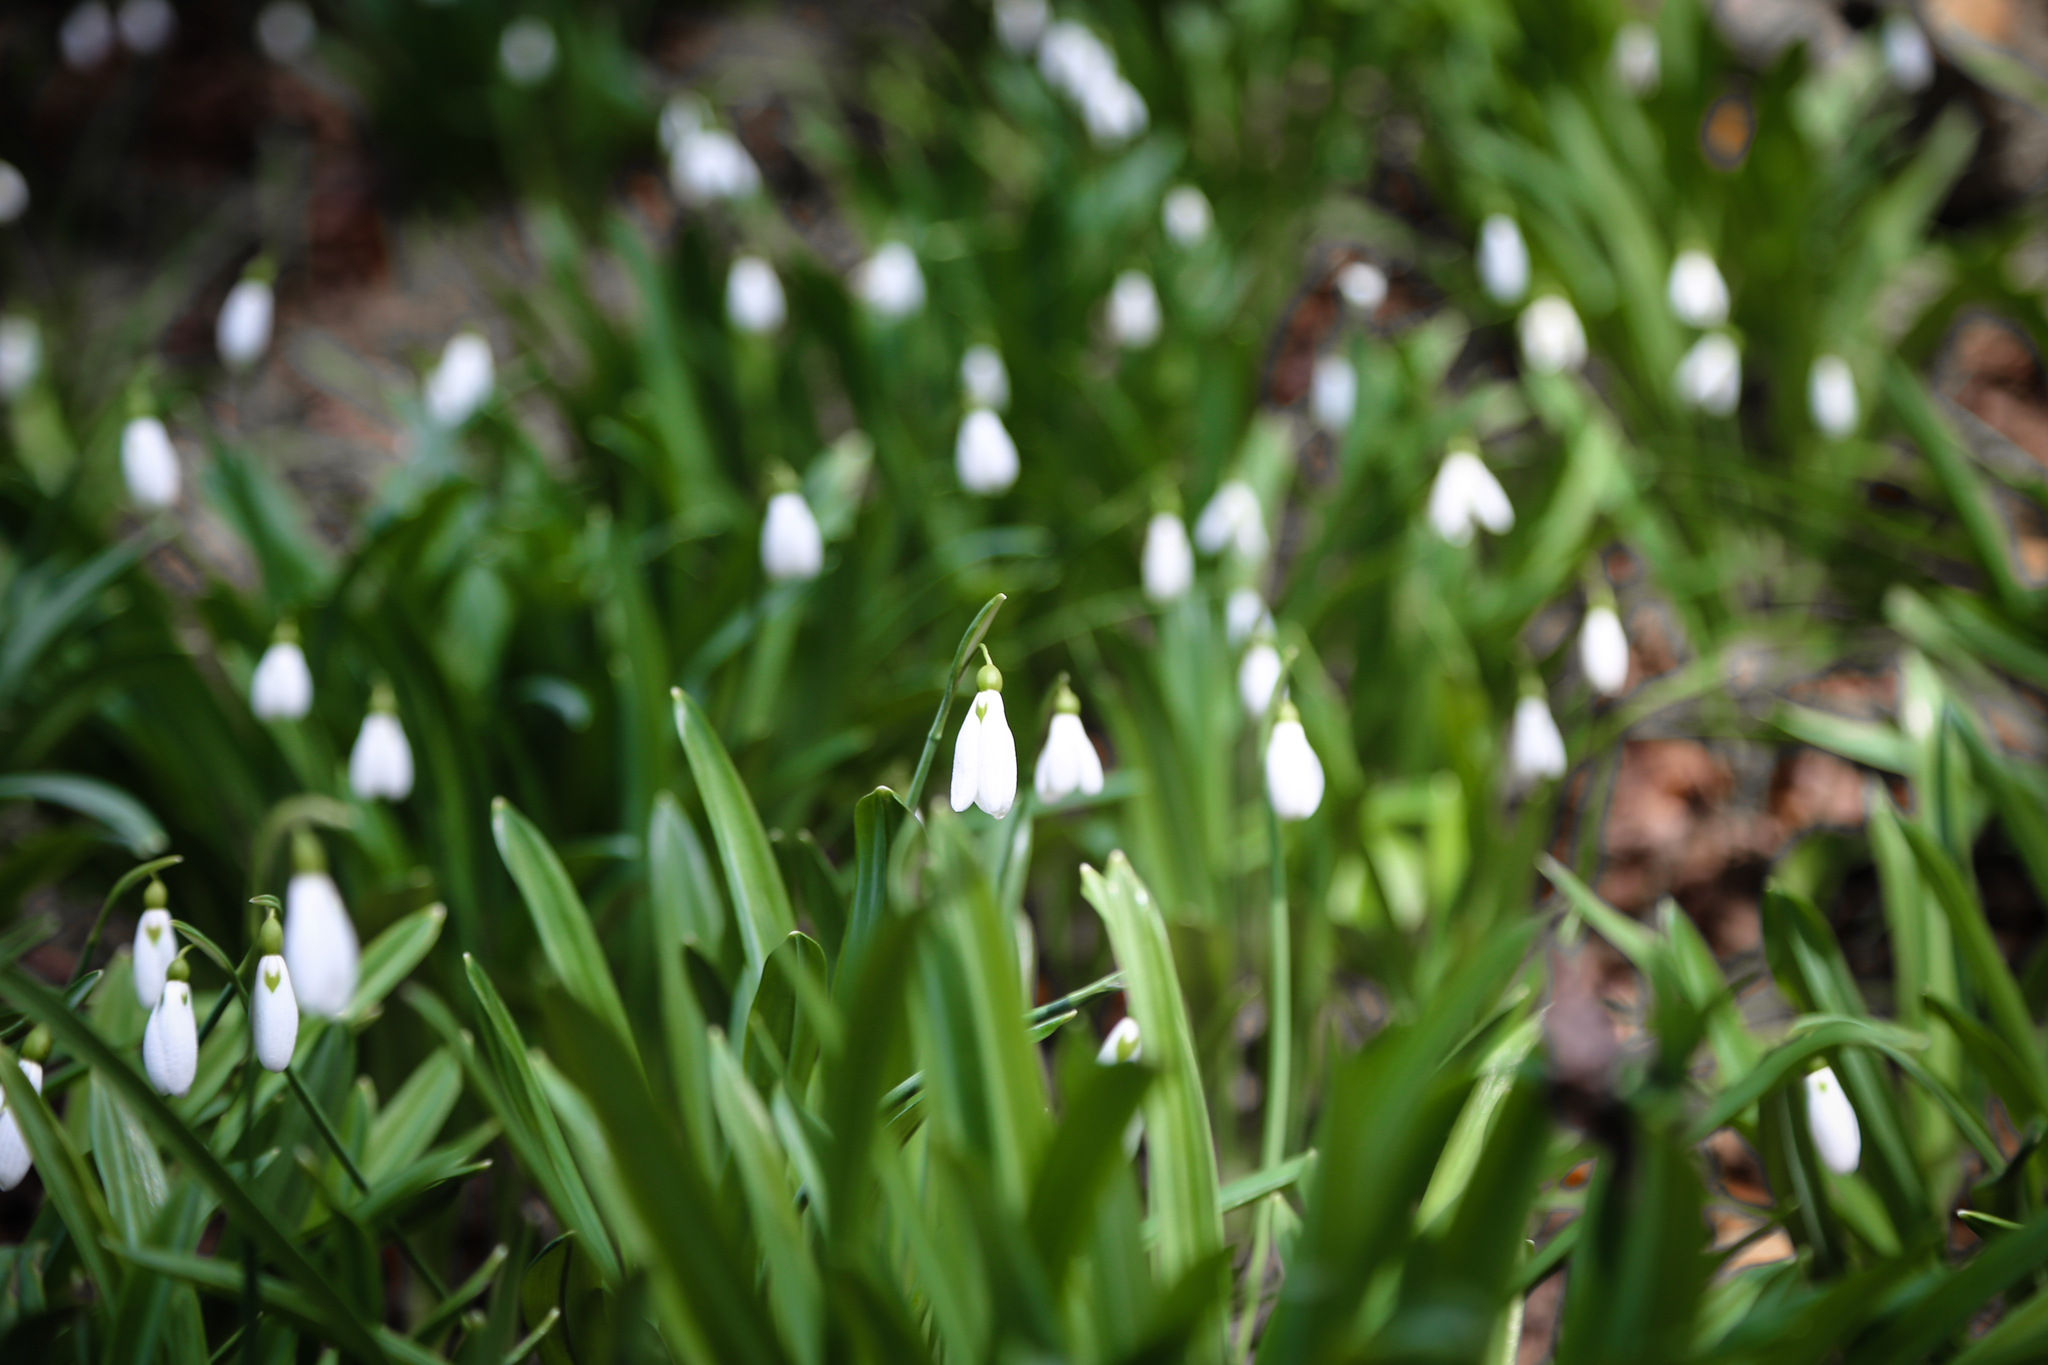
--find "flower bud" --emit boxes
[143,958,197,1097]
[1225,588,1271,647]
[1081,77,1148,148]
[961,344,1010,410]
[1808,354,1858,438]
[1034,685,1105,803]
[956,408,1020,496]
[0,316,42,399]
[217,274,274,372]
[1510,694,1567,781]
[669,124,761,203]
[133,879,176,1009]
[1141,512,1193,603]
[251,625,313,721]
[1612,22,1660,95]
[726,256,786,334]
[1667,250,1729,329]
[1239,641,1283,719]
[1193,480,1268,562]
[121,415,181,509]
[0,162,28,225]
[286,863,360,1019]
[424,331,495,429]
[854,242,926,319]
[1097,1016,1141,1064]
[499,17,557,87]
[1107,271,1161,349]
[1579,605,1630,696]
[1478,215,1529,305]
[950,649,1017,818]
[1675,332,1741,416]
[252,914,298,1072]
[1265,699,1325,821]
[761,489,824,582]
[1427,449,1514,546]
[1518,295,1587,375]
[350,685,414,801]
[1311,353,1358,431]
[1804,1065,1861,1174]
[1336,261,1387,314]
[1162,186,1212,246]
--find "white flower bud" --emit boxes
[1162,186,1212,245]
[854,242,926,319]
[251,638,313,721]
[0,1059,43,1190]
[1884,15,1934,93]
[256,1,316,63]
[1478,215,1530,305]
[1804,1065,1861,1174]
[121,416,181,509]
[1193,480,1268,561]
[1612,22,1660,95]
[995,0,1049,55]
[62,2,116,70]
[1039,22,1114,100]
[961,344,1010,410]
[1808,354,1858,438]
[1142,513,1193,603]
[726,256,786,334]
[216,277,274,372]
[1676,332,1741,416]
[1265,707,1325,821]
[1311,353,1358,431]
[143,980,197,1097]
[1510,695,1567,780]
[499,17,557,87]
[1082,77,1148,147]
[117,0,176,54]
[950,674,1017,819]
[1097,1015,1141,1064]
[0,316,42,398]
[1579,605,1630,696]
[1667,250,1729,328]
[1239,642,1283,719]
[1034,707,1105,803]
[132,907,175,1008]
[761,490,824,582]
[669,127,761,203]
[1107,270,1161,349]
[956,408,1020,496]
[1225,588,1271,647]
[1518,295,1587,375]
[1336,261,1387,313]
[0,162,28,225]
[350,709,414,801]
[285,870,360,1019]
[424,330,494,429]
[1427,449,1514,546]
[252,954,299,1071]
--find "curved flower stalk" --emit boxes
[1510,692,1567,781]
[286,831,360,1019]
[956,408,1020,495]
[424,331,495,429]
[252,911,299,1071]
[1518,295,1587,375]
[1667,250,1730,328]
[951,648,1018,819]
[121,414,180,509]
[132,878,176,1009]
[1427,448,1514,546]
[854,242,925,319]
[727,256,786,334]
[217,266,275,372]
[0,1027,50,1191]
[1265,697,1325,820]
[1142,512,1194,602]
[1106,271,1160,349]
[143,953,197,1097]
[1194,480,1268,562]
[1580,604,1630,696]
[1805,1065,1861,1174]
[350,682,414,801]
[761,486,824,582]
[961,344,1010,410]
[1478,214,1529,305]
[1034,680,1105,803]
[251,622,313,721]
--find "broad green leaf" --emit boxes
[709,1043,822,1365]
[520,1235,612,1365]
[0,1042,122,1296]
[646,796,716,1172]
[651,791,727,963]
[1028,1052,1150,1284]
[88,1078,167,1243]
[673,688,796,972]
[0,772,167,856]
[365,1046,461,1181]
[342,902,447,1024]
[493,800,634,1050]
[0,537,149,711]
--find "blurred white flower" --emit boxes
[961,344,1010,410]
[657,94,703,153]
[251,632,313,721]
[1612,22,1660,95]
[1225,588,1272,647]
[1809,354,1859,438]
[1311,353,1358,430]
[132,884,175,1008]
[285,870,359,1018]
[121,415,181,509]
[1478,214,1529,305]
[1676,332,1742,415]
[61,2,116,70]
[1884,15,1934,93]
[1337,261,1387,313]
[216,276,274,372]
[1034,685,1105,803]
[1107,271,1160,349]
[0,316,43,398]
[252,932,298,1073]
[1142,512,1193,602]
[1098,1015,1141,1064]
[762,490,824,581]
[1805,1065,1862,1174]
[1265,700,1325,821]
[1194,480,1268,561]
[424,330,494,428]
[499,17,557,87]
[117,0,175,55]
[1580,605,1630,696]
[1038,22,1116,101]
[143,972,197,1097]
[1518,295,1587,375]
[0,1056,43,1191]
[0,162,28,224]
[1162,186,1213,245]
[950,654,1017,819]
[350,702,414,801]
[1239,641,1283,718]
[726,255,785,334]
[669,127,761,204]
[1510,694,1567,781]
[1427,449,1514,546]
[256,1,315,63]
[854,242,926,319]
[1667,250,1729,328]
[956,408,1020,495]
[995,0,1049,55]
[1082,77,1148,147]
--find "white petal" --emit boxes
[1804,1066,1862,1174]
[855,242,925,318]
[0,162,26,226]
[1809,355,1858,438]
[1311,354,1357,431]
[761,492,824,582]
[1579,606,1630,696]
[951,704,982,813]
[994,0,1048,54]
[1071,715,1104,795]
[217,279,274,370]
[1142,514,1193,602]
[1098,1016,1141,1064]
[961,345,1010,410]
[350,712,414,800]
[0,1060,42,1191]
[119,0,177,54]
[0,316,40,398]
[956,409,1020,495]
[1336,262,1387,313]
[285,872,360,1018]
[976,692,1018,819]
[1107,271,1160,349]
[1478,215,1529,305]
[1666,250,1729,329]
[256,2,316,63]
[1194,481,1266,561]
[1884,15,1934,92]
[1511,696,1567,780]
[1676,333,1742,416]
[1035,711,1096,802]
[121,416,181,508]
[252,640,313,720]
[1518,295,1587,375]
[1612,23,1660,95]
[424,331,495,429]
[498,17,557,87]
[1162,186,1212,245]
[670,128,760,203]
[1239,644,1283,719]
[1265,719,1325,820]
[727,256,786,334]
[62,3,116,70]
[1225,589,1271,647]
[252,954,300,1072]
[144,982,197,1097]
[132,908,175,1009]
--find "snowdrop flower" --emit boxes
[1098,1015,1141,1064]
[1809,354,1858,438]
[726,256,785,334]
[143,955,197,1097]
[1194,480,1268,561]
[950,649,1018,819]
[1478,214,1530,305]
[1675,332,1742,416]
[424,330,494,429]
[1518,295,1587,375]
[285,851,359,1019]
[1039,22,1116,101]
[1337,261,1387,314]
[62,2,116,70]
[1580,605,1629,696]
[251,623,313,721]
[761,488,824,581]
[251,913,298,1071]
[1034,681,1105,803]
[1225,588,1271,647]
[0,317,42,399]
[961,344,1010,410]
[854,242,925,319]
[256,1,316,63]
[0,1028,49,1191]
[1265,697,1325,821]
[1311,353,1358,431]
[1667,250,1730,328]
[1107,271,1161,349]
[1804,1065,1861,1174]
[0,162,28,225]
[117,0,176,55]
[669,127,761,204]
[350,684,414,801]
[132,880,176,1009]
[1510,694,1567,781]
[1082,77,1149,147]
[121,415,181,509]
[1612,22,1660,96]
[1427,448,1514,546]
[956,408,1020,496]
[216,272,274,372]
[1142,512,1194,602]
[1239,640,1283,719]
[1162,186,1212,245]
[995,0,1049,55]
[499,17,556,87]
[1884,14,1935,93]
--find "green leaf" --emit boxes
[493,800,635,1050]
[518,1234,611,1365]
[0,1041,122,1297]
[0,773,167,856]
[903,594,1008,813]
[88,1078,168,1244]
[1846,1209,2048,1365]
[708,1043,823,1365]
[646,796,716,1173]
[343,902,446,1025]
[365,1046,461,1182]
[673,688,796,972]
[651,791,727,965]
[1027,1053,1151,1284]
[839,787,900,987]
[0,537,149,711]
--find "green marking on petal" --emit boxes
[264,968,282,993]
[146,924,162,945]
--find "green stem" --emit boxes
[903,594,1006,813]
[1235,802,1294,1363]
[284,1067,450,1298]
[70,855,182,988]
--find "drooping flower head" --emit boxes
[143,952,197,1097]
[132,878,177,1009]
[956,408,1020,496]
[1225,587,1272,647]
[217,264,275,372]
[1675,332,1742,416]
[1667,249,1730,328]
[251,621,313,721]
[1478,214,1530,305]
[727,256,786,334]
[1035,680,1105,804]
[1239,638,1283,720]
[350,682,415,801]
[1162,186,1212,246]
[961,344,1010,410]
[1311,353,1358,431]
[1510,692,1567,781]
[1194,480,1268,562]
[0,316,43,399]
[1518,295,1587,375]
[0,1027,51,1191]
[1107,270,1161,349]
[1265,697,1326,821]
[1142,512,1193,603]
[285,830,359,1019]
[121,414,181,509]
[424,330,495,429]
[1097,1015,1141,1065]
[1805,1065,1862,1174]
[1336,261,1387,314]
[1580,604,1630,697]
[950,647,1018,819]
[1809,354,1858,438]
[252,911,299,1071]
[854,242,926,319]
[1427,448,1515,546]
[1612,22,1660,95]
[761,484,824,582]
[0,162,28,225]
[499,17,557,87]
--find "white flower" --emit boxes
[217,277,274,372]
[1034,691,1105,803]
[1311,353,1357,431]
[256,1,316,63]
[1478,214,1530,305]
[1337,261,1387,313]
[251,635,313,721]
[117,0,176,54]
[1039,22,1116,101]
[252,954,299,1071]
[1427,449,1514,546]
[1809,354,1858,438]
[1225,588,1272,647]
[286,870,360,1018]
[854,242,925,319]
[62,2,116,70]
[350,706,415,801]
[761,490,824,581]
[1097,1015,1141,1064]
[1518,295,1587,375]
[1265,702,1325,821]
[1194,480,1268,561]
[1510,694,1567,781]
[132,903,175,1009]
[0,162,28,225]
[0,316,42,398]
[499,17,557,87]
[0,1057,43,1191]
[1142,512,1194,602]
[424,330,494,428]
[961,344,1010,410]
[726,256,786,334]
[1676,332,1741,415]
[664,103,760,202]
[1804,1066,1861,1174]
[1239,641,1283,719]
[1580,605,1630,696]
[1667,250,1729,328]
[949,656,1017,819]
[995,0,1049,54]
[1884,15,1934,93]
[121,416,181,509]
[1106,270,1160,349]
[956,408,1020,495]
[143,977,197,1097]
[1162,186,1212,245]
[1612,22,1660,95]
[1082,77,1149,147]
